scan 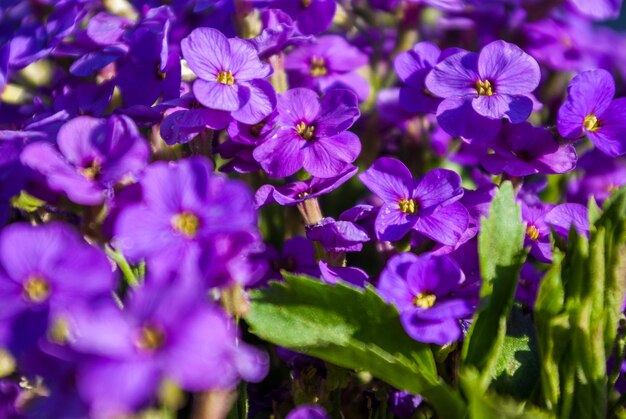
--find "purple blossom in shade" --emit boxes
[0,380,24,419]
[261,237,321,283]
[394,42,443,114]
[269,0,336,35]
[250,9,314,59]
[67,281,268,416]
[568,0,623,20]
[52,80,115,118]
[557,69,626,157]
[481,122,577,177]
[217,140,263,174]
[113,157,258,283]
[255,165,358,207]
[544,203,590,239]
[515,262,542,308]
[567,149,626,205]
[306,217,370,253]
[359,157,469,245]
[20,115,150,206]
[285,36,370,101]
[388,389,423,418]
[181,27,277,124]
[318,261,368,288]
[228,111,278,146]
[521,202,553,263]
[253,88,361,178]
[376,252,473,345]
[425,40,540,143]
[286,404,329,419]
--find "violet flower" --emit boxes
[181,27,276,124]
[425,40,540,143]
[253,88,361,178]
[521,202,553,263]
[359,157,469,245]
[318,261,368,288]
[377,252,473,345]
[306,217,370,253]
[269,0,336,35]
[567,149,626,205]
[569,0,623,20]
[20,115,150,206]
[544,203,590,239]
[557,69,626,157]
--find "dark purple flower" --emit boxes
[394,42,443,114]
[359,157,469,245]
[285,36,370,101]
[253,88,361,178]
[250,9,314,59]
[515,262,542,308]
[567,149,626,205]
[181,27,276,124]
[389,389,423,418]
[0,380,24,419]
[255,165,357,207]
[544,203,589,239]
[482,122,577,176]
[318,261,368,288]
[269,0,336,35]
[568,0,622,20]
[286,404,329,419]
[557,69,626,157]
[262,236,321,282]
[377,252,472,345]
[521,202,553,263]
[426,40,540,143]
[306,217,370,252]
[20,115,150,206]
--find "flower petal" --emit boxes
[359,157,414,203]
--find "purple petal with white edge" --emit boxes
[276,88,320,127]
[394,42,440,87]
[569,0,623,20]
[436,97,502,143]
[375,203,417,242]
[231,79,277,125]
[316,89,360,137]
[477,40,540,95]
[588,98,626,157]
[414,202,469,246]
[181,27,230,81]
[253,129,306,178]
[319,261,368,287]
[377,252,420,311]
[545,203,589,238]
[557,69,615,139]
[425,51,479,98]
[413,168,463,211]
[228,38,272,81]
[472,94,533,123]
[359,157,414,203]
[400,312,462,345]
[193,80,250,112]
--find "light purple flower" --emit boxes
[253,88,361,178]
[544,203,589,239]
[181,27,276,124]
[359,157,469,245]
[557,69,626,157]
[286,404,329,419]
[377,252,472,345]
[568,0,623,20]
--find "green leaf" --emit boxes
[462,181,527,387]
[246,274,466,418]
[11,191,45,212]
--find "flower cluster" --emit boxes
[1,0,626,417]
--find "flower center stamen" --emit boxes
[171,211,200,238]
[583,114,600,132]
[475,79,494,96]
[526,225,540,241]
[136,325,165,351]
[310,57,328,77]
[216,70,235,85]
[398,198,418,215]
[296,121,316,140]
[23,276,50,303]
[301,0,312,7]
[414,292,436,309]
[80,160,101,180]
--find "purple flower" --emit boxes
[567,149,626,205]
[377,252,472,345]
[515,262,542,308]
[285,36,370,101]
[544,203,589,239]
[255,165,357,207]
[306,217,370,252]
[286,404,329,419]
[318,261,368,288]
[557,69,626,157]
[253,88,361,178]
[269,0,337,35]
[481,122,577,176]
[426,40,540,142]
[20,115,150,206]
[181,27,276,124]
[359,157,469,245]
[389,389,423,418]
[568,0,623,20]
[521,202,553,263]
[394,42,444,114]
[250,9,314,59]
[261,236,321,282]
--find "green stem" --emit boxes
[105,245,139,287]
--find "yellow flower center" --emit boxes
[301,0,312,7]
[583,114,600,132]
[526,225,540,241]
[475,79,494,96]
[310,57,328,77]
[136,325,166,351]
[80,160,101,180]
[48,317,71,345]
[171,211,200,238]
[23,276,50,303]
[216,70,235,85]
[414,292,436,309]
[296,121,316,140]
[398,198,418,215]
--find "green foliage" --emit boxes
[245,274,466,418]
